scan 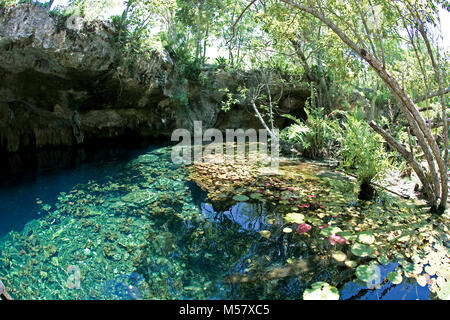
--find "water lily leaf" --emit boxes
[403,263,423,277]
[259,230,271,239]
[345,260,358,268]
[357,231,375,244]
[320,226,343,237]
[437,282,450,300]
[398,234,411,242]
[337,231,357,241]
[284,213,305,224]
[356,264,381,285]
[233,195,249,202]
[282,227,293,233]
[332,251,347,262]
[351,243,375,258]
[216,193,228,198]
[305,216,322,226]
[249,193,263,199]
[377,254,390,265]
[416,275,427,287]
[303,282,339,300]
[387,269,403,284]
[425,265,437,276]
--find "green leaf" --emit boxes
[377,253,390,265]
[402,263,423,277]
[337,231,357,241]
[332,251,347,262]
[345,260,358,268]
[303,282,340,300]
[259,230,271,239]
[320,226,342,237]
[249,193,263,199]
[351,243,375,258]
[387,269,403,284]
[233,195,249,202]
[284,213,305,224]
[355,264,381,284]
[357,231,375,244]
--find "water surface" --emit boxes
[0,145,436,300]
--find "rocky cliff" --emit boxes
[0,3,308,154]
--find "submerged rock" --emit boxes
[121,189,157,205]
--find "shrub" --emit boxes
[280,107,337,159]
[337,108,391,186]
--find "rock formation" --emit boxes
[0,3,308,154]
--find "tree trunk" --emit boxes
[280,0,447,211]
[195,0,203,62]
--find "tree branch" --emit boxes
[227,0,258,45]
[415,87,450,103]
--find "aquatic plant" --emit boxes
[303,282,340,300]
[0,144,448,300]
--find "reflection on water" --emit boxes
[0,145,435,300]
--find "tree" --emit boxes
[274,0,448,212]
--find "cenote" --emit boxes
[0,143,447,300]
[1,1,449,302]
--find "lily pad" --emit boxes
[233,195,249,202]
[249,193,263,199]
[402,262,423,277]
[351,243,375,258]
[345,260,358,268]
[320,226,343,237]
[337,231,357,241]
[377,254,390,265]
[416,275,427,287]
[303,282,340,300]
[387,269,403,284]
[259,230,271,239]
[305,216,323,226]
[332,251,347,262]
[284,213,305,224]
[282,227,293,234]
[355,264,381,287]
[357,231,375,244]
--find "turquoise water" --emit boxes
[0,145,434,300]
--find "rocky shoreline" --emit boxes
[0,3,309,154]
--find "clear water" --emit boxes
[0,145,434,300]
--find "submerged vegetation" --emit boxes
[0,146,448,300]
[0,0,449,301]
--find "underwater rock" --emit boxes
[121,190,157,205]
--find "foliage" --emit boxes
[167,44,203,81]
[337,109,391,184]
[280,106,337,159]
[303,282,339,300]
